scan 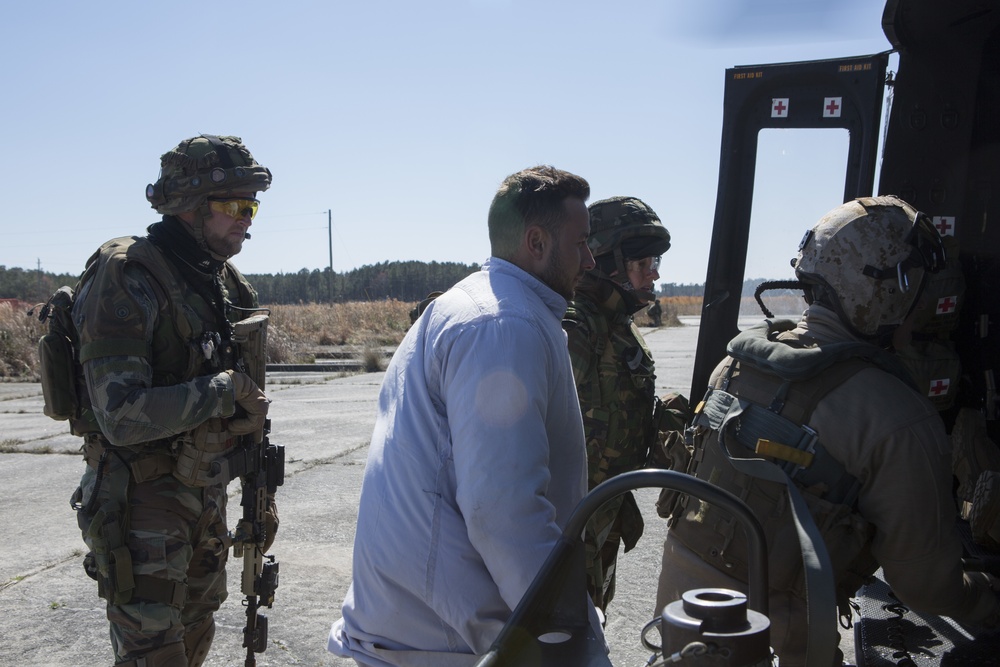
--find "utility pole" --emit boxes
[327,209,334,302]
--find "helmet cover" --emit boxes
[588,196,671,259]
[145,134,271,215]
[793,195,945,338]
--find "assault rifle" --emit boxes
[234,417,283,666]
[227,313,285,667]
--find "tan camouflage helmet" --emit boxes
[793,195,945,338]
[145,134,271,215]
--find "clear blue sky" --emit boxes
[1,0,893,286]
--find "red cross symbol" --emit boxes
[936,296,958,314]
[772,98,788,118]
[933,216,956,236]
[823,97,842,118]
[929,378,950,396]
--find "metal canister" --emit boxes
[661,588,771,666]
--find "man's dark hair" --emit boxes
[488,166,590,259]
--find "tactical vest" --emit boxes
[68,235,264,608]
[668,320,913,617]
[77,235,255,386]
[74,236,258,481]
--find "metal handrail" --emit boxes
[475,469,769,667]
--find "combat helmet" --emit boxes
[587,196,671,303]
[145,134,271,216]
[792,195,945,339]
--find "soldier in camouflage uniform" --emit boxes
[71,135,275,667]
[563,196,688,614]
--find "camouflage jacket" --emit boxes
[564,275,658,557]
[73,229,256,450]
[565,275,658,487]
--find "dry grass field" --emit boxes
[1,293,804,379]
[0,300,416,379]
[0,301,45,378]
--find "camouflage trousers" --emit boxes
[584,491,644,613]
[77,454,229,663]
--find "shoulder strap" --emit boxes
[699,387,840,667]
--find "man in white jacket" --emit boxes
[328,165,599,667]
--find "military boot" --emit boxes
[969,470,1000,550]
[951,407,1000,504]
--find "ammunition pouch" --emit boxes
[172,418,237,487]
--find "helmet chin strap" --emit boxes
[592,249,655,312]
[611,247,656,304]
[631,284,657,303]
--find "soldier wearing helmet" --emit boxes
[563,196,689,615]
[71,135,276,666]
[656,196,999,666]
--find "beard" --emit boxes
[538,243,579,301]
[203,228,246,259]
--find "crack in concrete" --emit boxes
[0,551,84,592]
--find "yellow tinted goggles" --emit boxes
[208,197,259,220]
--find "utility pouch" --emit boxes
[33,283,101,435]
[172,418,234,487]
[82,551,100,583]
[911,235,964,335]
[655,429,693,518]
[895,339,961,411]
[654,391,692,434]
[35,287,79,421]
[85,500,135,605]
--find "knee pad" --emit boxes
[116,641,186,667]
[184,615,216,667]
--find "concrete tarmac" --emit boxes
[0,318,719,667]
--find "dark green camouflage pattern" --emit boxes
[74,236,254,448]
[564,274,658,611]
[72,234,258,663]
[587,196,671,259]
[146,135,271,215]
[78,454,228,661]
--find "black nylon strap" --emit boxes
[706,389,840,667]
[133,574,188,608]
[200,134,236,168]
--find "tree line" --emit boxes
[0,261,480,306]
[245,261,480,303]
[1,264,799,306]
